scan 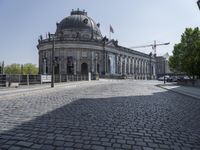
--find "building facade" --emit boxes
[37,9,157,79]
[156,53,172,78]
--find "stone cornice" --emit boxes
[37,40,156,62]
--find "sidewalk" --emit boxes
[157,83,200,100]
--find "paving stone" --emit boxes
[16,141,33,147]
[121,144,132,149]
[159,144,170,149]
[112,143,121,148]
[5,140,18,145]
[53,140,65,146]
[1,144,11,149]
[82,144,92,149]
[91,145,105,150]
[31,144,42,149]
[101,142,112,147]
[127,140,135,145]
[132,145,142,150]
[143,147,154,150]
[41,145,55,150]
[100,138,110,142]
[105,147,114,150]
[136,141,147,146]
[73,143,83,148]
[148,143,159,148]
[116,139,126,144]
[64,142,74,147]
[8,146,22,150]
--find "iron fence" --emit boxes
[0,74,90,87]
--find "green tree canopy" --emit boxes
[169,27,200,78]
[22,63,38,75]
[4,64,21,74]
[4,63,38,75]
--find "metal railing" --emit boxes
[0,74,90,87]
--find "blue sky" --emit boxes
[0,0,199,65]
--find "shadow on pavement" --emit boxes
[0,90,200,150]
[157,83,200,100]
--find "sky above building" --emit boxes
[0,0,199,65]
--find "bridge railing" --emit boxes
[0,74,91,87]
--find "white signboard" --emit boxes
[41,75,51,83]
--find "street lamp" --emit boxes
[163,59,166,84]
[197,0,200,10]
[102,36,108,75]
[48,33,55,88]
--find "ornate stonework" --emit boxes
[37,9,156,79]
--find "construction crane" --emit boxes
[130,40,170,55]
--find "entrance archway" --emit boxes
[81,63,88,75]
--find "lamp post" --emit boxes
[48,33,55,88]
[102,36,108,75]
[163,59,166,84]
[197,0,200,10]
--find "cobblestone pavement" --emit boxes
[0,79,200,150]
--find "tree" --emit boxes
[22,63,38,75]
[4,63,38,75]
[4,64,21,74]
[169,27,200,79]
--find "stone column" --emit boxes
[134,58,137,79]
[122,56,125,75]
[138,59,141,79]
[141,59,143,79]
[138,59,140,74]
[146,61,148,79]
[135,58,137,76]
[74,60,77,75]
[91,51,94,73]
[130,58,133,74]
[127,57,130,75]
[120,56,122,74]
[125,56,127,75]
[115,55,118,74]
[153,62,156,79]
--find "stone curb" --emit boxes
[156,84,200,100]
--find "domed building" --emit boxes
[37,9,156,79]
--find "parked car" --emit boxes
[177,75,190,81]
[158,75,169,81]
[167,76,178,82]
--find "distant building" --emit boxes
[156,53,172,77]
[37,9,157,79]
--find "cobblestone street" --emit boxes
[0,79,200,150]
